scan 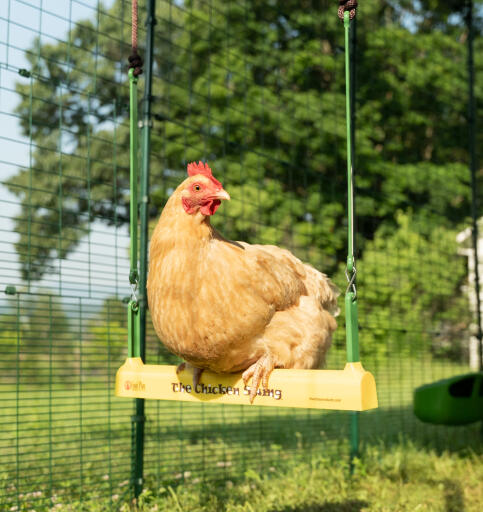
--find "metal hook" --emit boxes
[130,281,139,304]
[345,265,357,299]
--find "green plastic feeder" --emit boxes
[413,372,483,426]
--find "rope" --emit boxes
[129,0,143,76]
[132,0,138,52]
[338,0,358,21]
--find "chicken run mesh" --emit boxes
[0,0,482,509]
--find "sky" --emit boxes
[0,0,131,304]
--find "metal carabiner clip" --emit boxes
[345,265,357,299]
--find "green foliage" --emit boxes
[84,321,127,372]
[6,0,482,282]
[0,292,77,382]
[3,0,482,367]
[353,211,471,360]
[73,296,180,372]
[0,292,178,383]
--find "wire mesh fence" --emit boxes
[0,0,482,510]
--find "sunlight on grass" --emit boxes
[1,357,481,511]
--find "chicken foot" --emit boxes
[176,362,204,389]
[242,353,275,404]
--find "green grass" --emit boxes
[7,443,483,512]
[132,442,483,512]
[1,356,481,511]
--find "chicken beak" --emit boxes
[215,189,231,201]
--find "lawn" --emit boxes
[127,442,483,512]
[1,356,481,511]
[5,443,482,511]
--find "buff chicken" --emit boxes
[147,161,339,402]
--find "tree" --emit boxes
[0,292,76,383]
[82,297,179,370]
[7,0,481,284]
[351,212,471,360]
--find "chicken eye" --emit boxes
[193,184,202,192]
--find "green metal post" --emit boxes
[350,15,357,248]
[133,0,156,500]
[343,11,360,365]
[344,10,360,469]
[128,64,144,498]
[345,12,354,275]
[466,0,482,372]
[127,300,137,358]
[345,293,360,363]
[129,68,139,288]
[139,0,156,364]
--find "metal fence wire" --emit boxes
[0,0,482,510]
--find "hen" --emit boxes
[147,162,339,402]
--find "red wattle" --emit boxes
[200,199,221,216]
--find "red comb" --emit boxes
[187,161,222,188]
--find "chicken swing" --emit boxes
[115,2,378,411]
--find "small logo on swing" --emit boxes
[125,380,146,392]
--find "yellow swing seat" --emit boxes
[115,357,378,410]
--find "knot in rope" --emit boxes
[128,52,143,76]
[129,0,143,76]
[338,0,358,21]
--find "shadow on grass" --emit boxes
[443,479,465,512]
[270,500,369,512]
[143,403,483,457]
[137,403,483,491]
